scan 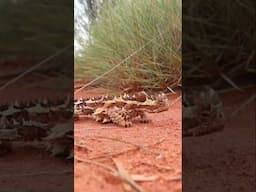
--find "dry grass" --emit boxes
[183,0,255,86]
[75,0,181,90]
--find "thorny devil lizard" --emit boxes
[0,95,73,157]
[182,86,226,137]
[74,91,169,127]
[74,86,225,136]
[0,87,225,156]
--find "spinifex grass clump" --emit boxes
[1,0,73,57]
[183,0,255,87]
[75,0,181,90]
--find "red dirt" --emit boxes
[0,146,73,192]
[0,77,73,192]
[74,88,182,192]
[183,87,256,191]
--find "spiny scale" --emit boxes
[74,91,169,127]
[0,96,73,158]
[1,95,73,139]
[183,86,225,137]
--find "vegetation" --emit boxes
[183,0,255,87]
[75,0,181,90]
[0,0,73,58]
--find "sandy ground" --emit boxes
[1,76,254,192]
[0,146,73,192]
[183,87,256,192]
[0,76,74,192]
[74,87,182,192]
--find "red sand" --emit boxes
[74,88,182,192]
[183,87,256,191]
[0,77,73,192]
[1,77,253,191]
[0,146,73,191]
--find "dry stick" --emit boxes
[88,138,166,160]
[75,157,116,173]
[89,148,141,160]
[169,95,182,107]
[245,51,256,73]
[139,161,173,171]
[229,94,256,120]
[112,158,145,192]
[0,44,72,91]
[220,73,243,92]
[214,49,251,87]
[187,62,204,74]
[80,139,168,171]
[217,84,256,94]
[92,136,161,156]
[167,86,176,94]
[75,142,94,151]
[77,126,125,131]
[83,135,161,156]
[168,76,182,89]
[75,157,144,192]
[75,139,168,190]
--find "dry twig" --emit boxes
[229,94,256,119]
[75,157,145,192]
[112,158,145,192]
[88,138,166,160]
[83,135,161,156]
